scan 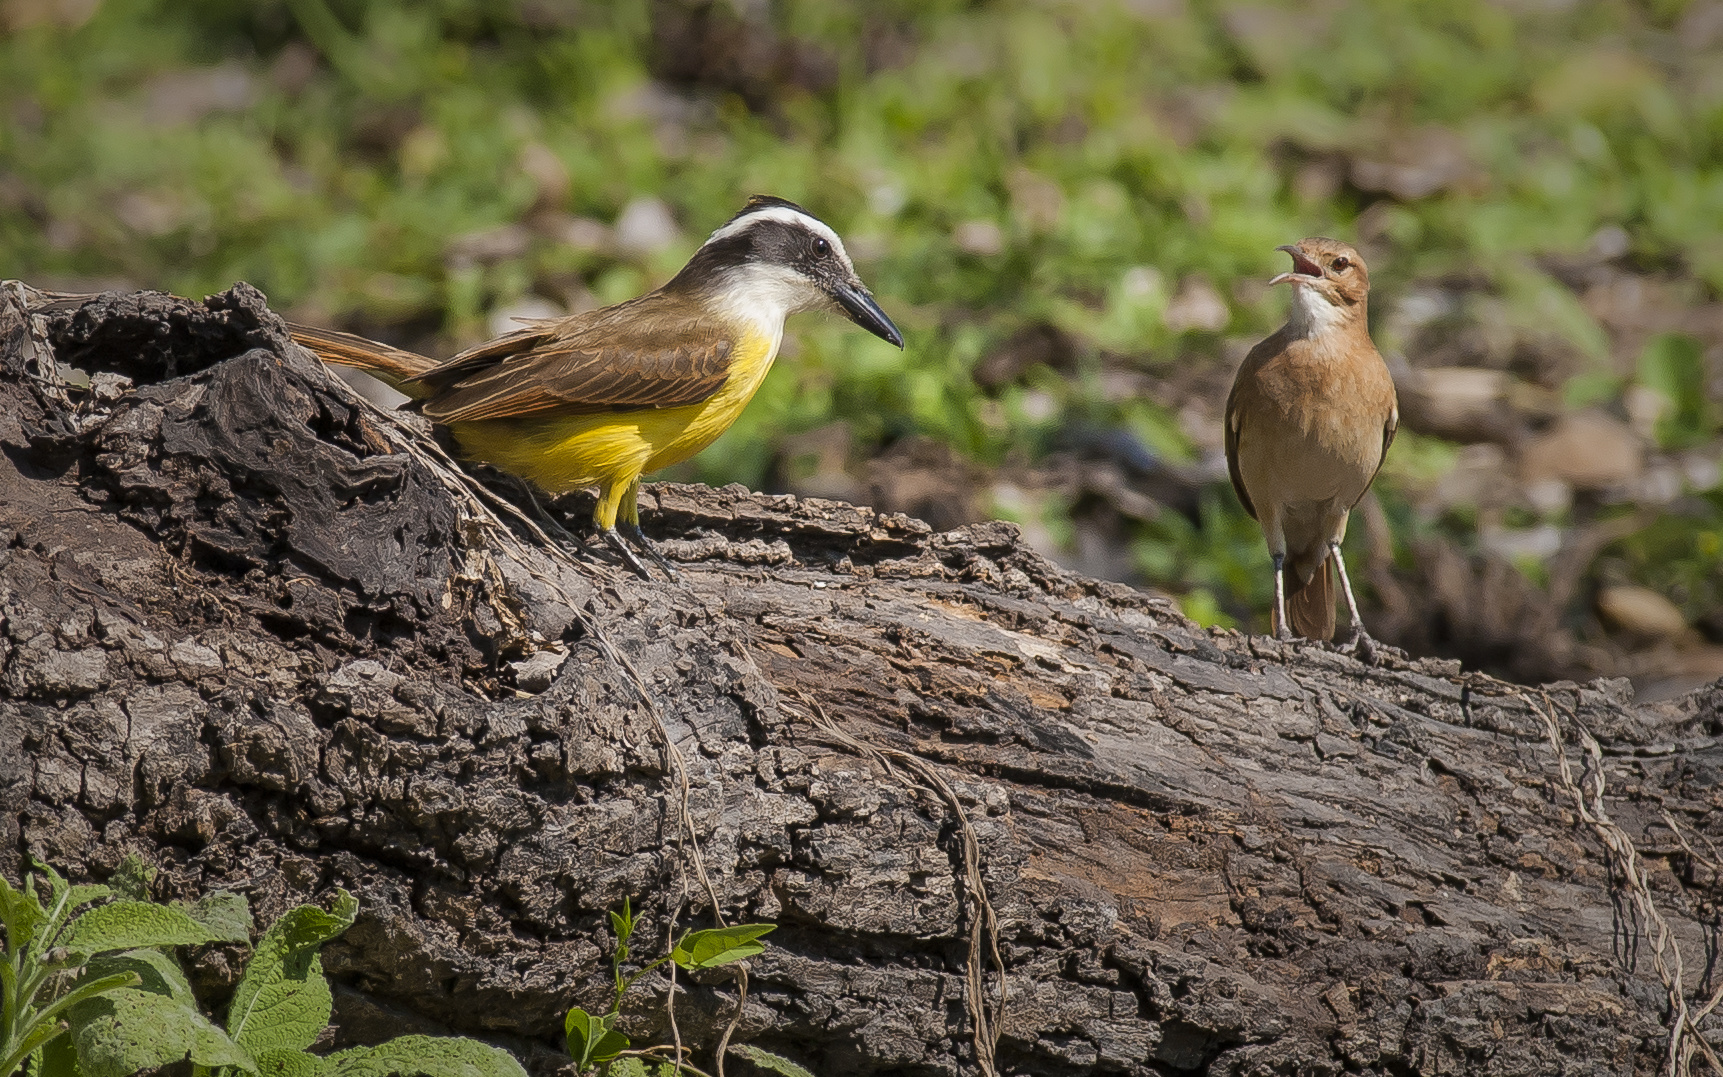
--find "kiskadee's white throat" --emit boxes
[290,195,903,578]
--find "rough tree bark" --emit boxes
[2,282,1722,1077]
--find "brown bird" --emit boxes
[1224,238,1398,643]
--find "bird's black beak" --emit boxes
[831,279,904,349]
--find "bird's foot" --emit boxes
[1336,626,1372,658]
[600,527,657,580]
[1337,627,1404,664]
[1273,625,1295,643]
[617,521,684,582]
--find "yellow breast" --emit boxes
[446,323,780,496]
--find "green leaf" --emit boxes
[29,861,77,952]
[65,886,114,913]
[321,1036,528,1077]
[3,1010,70,1077]
[63,901,217,957]
[608,898,634,989]
[226,891,358,1054]
[36,1023,82,1077]
[608,898,633,947]
[188,891,253,943]
[603,1060,647,1077]
[33,972,141,1037]
[34,859,71,908]
[671,925,776,971]
[0,873,45,953]
[1638,332,1709,448]
[255,1047,326,1077]
[728,1045,816,1077]
[564,1009,628,1068]
[84,949,197,1008]
[68,988,256,1077]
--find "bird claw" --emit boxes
[1336,628,1396,664]
[616,522,684,582]
[600,527,656,579]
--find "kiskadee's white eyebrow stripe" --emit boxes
[708,205,847,261]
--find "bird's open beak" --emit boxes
[831,280,904,349]
[1269,244,1324,286]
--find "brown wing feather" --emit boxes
[1224,331,1287,522]
[412,326,554,386]
[423,337,734,422]
[1224,388,1254,520]
[1348,391,1399,512]
[416,294,737,423]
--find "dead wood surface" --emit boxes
[3,283,1723,1076]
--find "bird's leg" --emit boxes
[1330,541,1375,651]
[600,527,655,580]
[502,478,637,581]
[617,521,682,581]
[589,479,655,580]
[616,480,683,582]
[1271,552,1292,641]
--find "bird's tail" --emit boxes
[1281,549,1336,641]
[288,323,439,399]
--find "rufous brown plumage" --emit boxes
[1224,237,1398,643]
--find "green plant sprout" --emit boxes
[564,900,807,1077]
[3,860,527,1077]
[1,858,246,1077]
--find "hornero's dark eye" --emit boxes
[813,237,831,256]
[1331,256,1351,271]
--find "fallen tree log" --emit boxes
[2,282,1721,1077]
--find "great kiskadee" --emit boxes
[290,196,903,577]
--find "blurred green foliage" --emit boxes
[2,0,1720,642]
[1639,332,1710,449]
[1608,490,1723,629]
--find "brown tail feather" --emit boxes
[288,323,440,399]
[1282,551,1336,641]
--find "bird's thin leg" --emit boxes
[617,521,682,581]
[1330,541,1373,647]
[600,527,654,580]
[1271,552,1292,641]
[615,480,683,582]
[583,478,655,580]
